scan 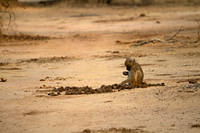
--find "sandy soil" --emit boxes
[0,5,200,133]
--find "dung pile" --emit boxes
[79,128,150,133]
[48,84,132,96]
[0,34,50,41]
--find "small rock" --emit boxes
[139,13,146,17]
[115,40,121,44]
[40,79,45,81]
[48,92,60,96]
[82,129,91,133]
[156,20,160,24]
[171,124,175,127]
[0,78,7,82]
[112,51,120,54]
[191,124,200,128]
[189,79,197,84]
[161,83,165,86]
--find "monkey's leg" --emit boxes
[120,79,130,85]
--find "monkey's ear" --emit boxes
[131,58,135,62]
[130,58,135,66]
[125,57,129,63]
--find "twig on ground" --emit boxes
[166,26,184,41]
[116,38,164,46]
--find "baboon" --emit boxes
[121,58,144,87]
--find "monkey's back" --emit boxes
[130,62,144,86]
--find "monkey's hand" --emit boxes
[123,71,129,76]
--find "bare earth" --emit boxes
[0,5,200,133]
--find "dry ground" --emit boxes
[0,5,200,133]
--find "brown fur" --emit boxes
[121,58,144,87]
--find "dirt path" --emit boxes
[0,5,200,133]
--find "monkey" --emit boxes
[121,57,144,88]
[1,1,9,9]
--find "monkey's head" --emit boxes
[124,57,136,71]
